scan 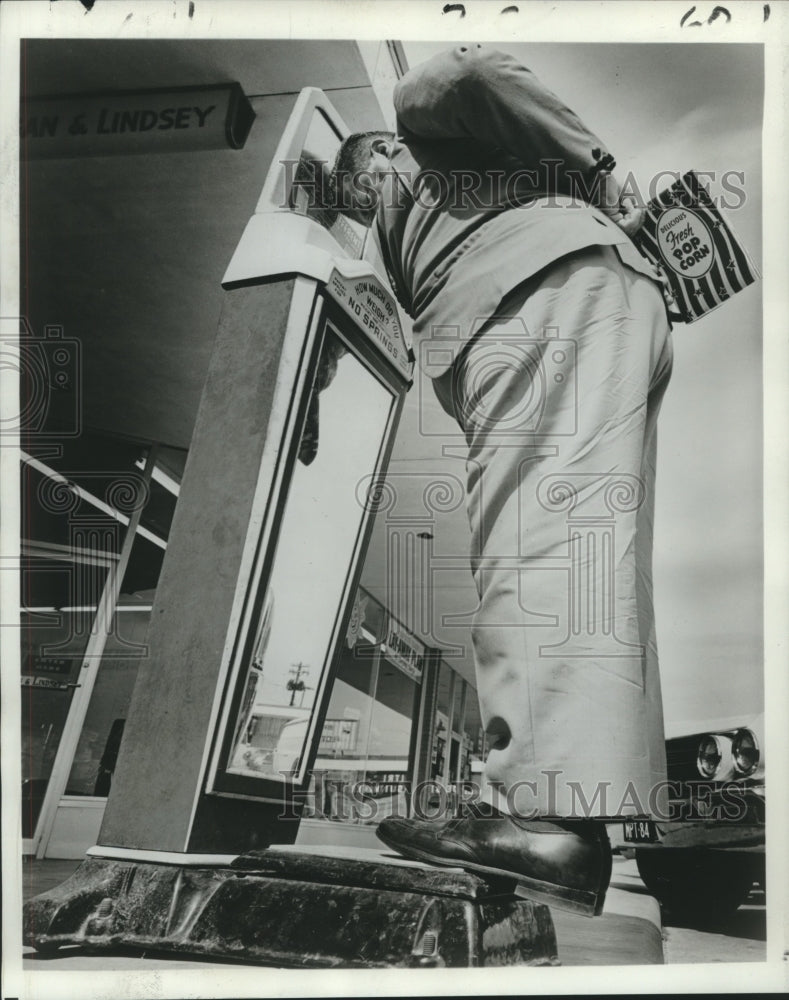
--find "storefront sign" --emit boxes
[21,83,255,159]
[21,675,71,690]
[384,616,424,682]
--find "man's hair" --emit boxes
[330,130,394,212]
[333,130,394,178]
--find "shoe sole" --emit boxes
[376,828,608,918]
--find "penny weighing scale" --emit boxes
[23,88,558,968]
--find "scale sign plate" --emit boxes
[327,268,412,381]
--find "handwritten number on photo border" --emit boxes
[439,2,768,25]
[680,5,771,26]
[441,4,521,15]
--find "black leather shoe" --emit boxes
[376,808,612,917]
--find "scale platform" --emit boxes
[23,845,559,968]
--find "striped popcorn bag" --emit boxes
[634,170,760,323]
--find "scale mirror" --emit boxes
[289,107,366,258]
[224,323,394,786]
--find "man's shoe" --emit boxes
[376,809,612,917]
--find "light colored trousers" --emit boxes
[432,246,673,819]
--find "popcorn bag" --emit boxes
[634,170,760,323]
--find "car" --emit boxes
[229,706,310,778]
[617,713,765,918]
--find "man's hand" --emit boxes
[595,171,645,238]
[607,196,646,238]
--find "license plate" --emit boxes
[622,819,658,843]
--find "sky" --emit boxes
[399,42,764,728]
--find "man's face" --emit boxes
[340,139,392,228]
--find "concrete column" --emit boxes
[99,279,305,854]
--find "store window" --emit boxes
[20,432,185,846]
[63,591,153,797]
[59,465,180,800]
[20,471,115,838]
[431,660,453,783]
[21,604,101,835]
[461,687,486,784]
[426,661,487,816]
[367,661,418,763]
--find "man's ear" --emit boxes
[370,136,393,158]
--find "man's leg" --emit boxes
[455,245,673,818]
[377,246,672,913]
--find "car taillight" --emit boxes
[696,734,723,778]
[732,728,760,776]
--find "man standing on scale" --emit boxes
[331,44,673,917]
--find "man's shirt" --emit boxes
[373,45,661,374]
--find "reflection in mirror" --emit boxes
[226,325,393,784]
[289,109,365,257]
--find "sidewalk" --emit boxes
[551,855,664,965]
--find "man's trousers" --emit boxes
[432,245,674,818]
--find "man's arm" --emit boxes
[394,45,643,234]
